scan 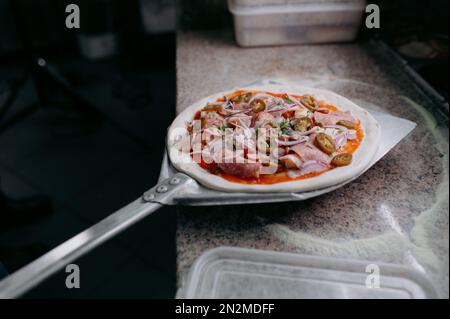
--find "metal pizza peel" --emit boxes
[0,94,416,298]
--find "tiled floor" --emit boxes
[0,55,176,298]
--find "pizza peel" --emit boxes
[157,106,414,206]
[0,92,416,298]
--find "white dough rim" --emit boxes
[167,84,381,193]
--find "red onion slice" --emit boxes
[267,105,298,114]
[266,107,286,113]
[225,108,251,116]
[333,133,347,150]
[280,154,303,169]
[300,160,328,175]
[346,129,357,140]
[286,161,328,178]
[277,136,309,146]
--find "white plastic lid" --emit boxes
[178,247,437,299]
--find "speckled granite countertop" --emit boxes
[175,29,449,298]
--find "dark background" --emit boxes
[0,0,177,298]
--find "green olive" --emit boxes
[292,117,313,132]
[250,99,266,113]
[300,95,319,111]
[331,153,352,166]
[231,93,252,103]
[336,120,356,129]
[315,133,335,155]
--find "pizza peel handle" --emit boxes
[0,173,191,298]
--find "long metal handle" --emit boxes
[0,173,191,298]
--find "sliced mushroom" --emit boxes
[331,153,352,166]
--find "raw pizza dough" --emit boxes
[167,84,381,192]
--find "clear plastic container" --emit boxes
[232,0,364,6]
[177,247,438,299]
[228,0,366,47]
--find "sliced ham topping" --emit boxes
[217,162,260,179]
[346,129,357,140]
[333,133,347,150]
[289,143,331,164]
[313,110,355,126]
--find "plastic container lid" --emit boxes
[178,247,437,299]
